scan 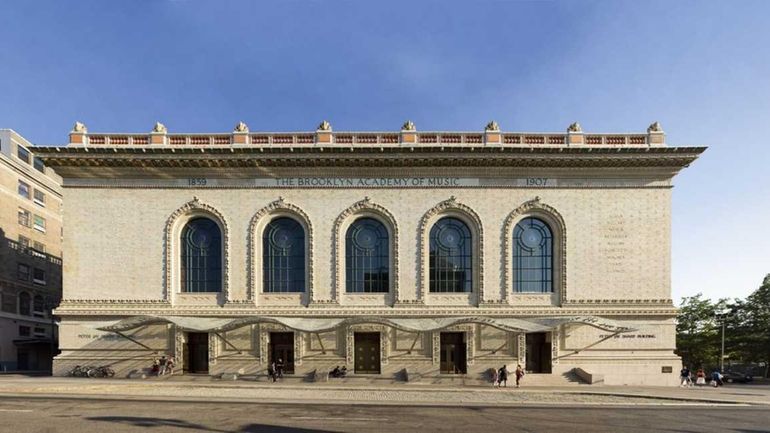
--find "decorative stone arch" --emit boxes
[333,197,400,304]
[164,197,230,303]
[248,197,314,303]
[502,196,566,305]
[418,196,484,303]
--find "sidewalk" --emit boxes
[0,376,768,407]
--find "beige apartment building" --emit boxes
[37,120,703,385]
[0,130,63,372]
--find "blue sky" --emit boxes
[1,1,768,302]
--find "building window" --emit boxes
[18,180,30,199]
[18,292,31,316]
[19,326,31,337]
[33,189,45,207]
[180,217,222,293]
[33,295,45,317]
[345,217,389,293]
[1,292,17,313]
[513,217,553,293]
[17,145,30,164]
[18,208,31,227]
[32,242,45,255]
[17,264,30,281]
[429,217,472,293]
[33,268,46,285]
[33,327,46,337]
[33,157,45,173]
[263,217,305,293]
[18,235,30,249]
[33,215,46,233]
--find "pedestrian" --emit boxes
[151,357,159,376]
[165,356,175,376]
[268,361,277,382]
[276,358,284,379]
[158,355,168,376]
[492,368,499,387]
[515,364,525,388]
[695,368,706,386]
[679,366,691,387]
[711,369,723,387]
[497,365,508,387]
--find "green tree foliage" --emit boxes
[676,294,722,369]
[677,275,770,377]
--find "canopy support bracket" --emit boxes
[214,332,242,354]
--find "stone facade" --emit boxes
[38,122,704,385]
[0,129,63,372]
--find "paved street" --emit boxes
[1,397,769,433]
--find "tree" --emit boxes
[676,294,722,369]
[737,275,770,377]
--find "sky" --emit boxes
[1,0,768,303]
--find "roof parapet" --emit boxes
[68,121,667,148]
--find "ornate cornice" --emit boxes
[418,196,484,303]
[36,146,705,171]
[502,197,567,304]
[332,197,400,304]
[248,197,314,302]
[163,197,230,302]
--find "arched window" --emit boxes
[180,217,222,293]
[346,217,389,293]
[513,217,553,293]
[263,217,305,293]
[19,292,31,316]
[429,217,472,293]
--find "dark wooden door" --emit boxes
[525,332,551,373]
[354,332,381,374]
[440,332,467,374]
[269,332,295,374]
[186,332,209,374]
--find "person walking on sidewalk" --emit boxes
[680,366,692,387]
[515,364,525,388]
[276,358,285,379]
[497,365,508,387]
[268,361,277,382]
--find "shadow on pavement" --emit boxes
[87,416,339,433]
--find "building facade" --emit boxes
[0,129,63,372]
[38,121,704,385]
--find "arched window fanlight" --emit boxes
[429,217,472,293]
[180,217,222,293]
[263,217,306,293]
[345,217,389,293]
[513,217,553,293]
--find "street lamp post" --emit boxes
[717,309,730,373]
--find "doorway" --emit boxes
[185,332,209,374]
[525,332,552,373]
[269,332,295,374]
[354,332,381,374]
[440,332,467,374]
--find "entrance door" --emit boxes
[185,332,209,374]
[440,332,467,374]
[269,332,295,374]
[525,332,552,373]
[354,332,381,374]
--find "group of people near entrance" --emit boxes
[151,355,175,376]
[493,364,525,388]
[679,366,723,387]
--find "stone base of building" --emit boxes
[53,315,682,386]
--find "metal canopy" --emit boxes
[95,315,636,334]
